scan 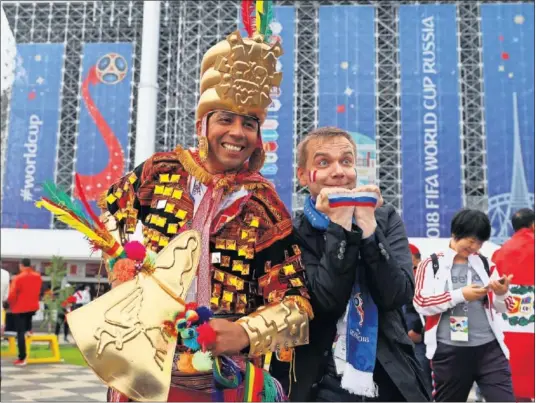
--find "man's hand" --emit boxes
[408,330,422,344]
[205,318,250,356]
[353,185,383,238]
[462,284,488,301]
[488,274,513,296]
[316,188,355,231]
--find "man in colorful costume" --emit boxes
[36,3,311,401]
[100,7,312,403]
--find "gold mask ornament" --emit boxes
[67,230,202,402]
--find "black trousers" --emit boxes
[13,311,35,360]
[55,312,69,339]
[315,360,406,402]
[432,340,515,402]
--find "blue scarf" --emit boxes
[304,197,379,397]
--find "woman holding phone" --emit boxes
[413,209,515,402]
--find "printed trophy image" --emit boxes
[67,230,201,402]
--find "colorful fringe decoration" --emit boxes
[327,191,378,208]
[212,356,287,402]
[213,356,242,389]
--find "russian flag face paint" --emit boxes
[309,170,317,183]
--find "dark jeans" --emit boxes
[55,312,69,340]
[432,340,514,402]
[13,311,35,360]
[315,359,406,402]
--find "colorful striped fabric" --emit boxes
[327,191,378,208]
[243,362,264,402]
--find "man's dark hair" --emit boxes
[21,258,31,267]
[511,208,535,232]
[451,209,491,242]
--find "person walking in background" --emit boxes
[413,209,515,402]
[55,295,76,343]
[492,208,535,402]
[1,267,10,334]
[80,285,92,305]
[7,258,43,366]
[72,284,91,310]
[403,244,432,396]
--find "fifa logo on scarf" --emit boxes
[353,292,365,327]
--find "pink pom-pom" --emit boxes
[196,323,217,351]
[113,258,137,282]
[124,241,147,262]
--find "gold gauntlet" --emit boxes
[237,296,311,357]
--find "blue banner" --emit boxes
[481,4,535,244]
[399,4,462,238]
[253,6,295,212]
[1,44,65,229]
[318,5,377,186]
[75,43,134,211]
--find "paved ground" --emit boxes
[1,359,107,402]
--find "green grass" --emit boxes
[1,344,88,366]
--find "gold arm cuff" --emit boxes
[237,297,310,357]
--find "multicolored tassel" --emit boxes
[213,356,287,402]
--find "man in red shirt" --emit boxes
[492,208,535,402]
[7,258,43,366]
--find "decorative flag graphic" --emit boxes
[399,4,463,238]
[2,44,65,229]
[481,4,535,244]
[74,43,134,212]
[318,5,377,186]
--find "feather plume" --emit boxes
[35,191,124,258]
[74,173,106,230]
[256,0,263,35]
[36,198,104,242]
[241,0,255,37]
[262,0,273,41]
[42,181,91,224]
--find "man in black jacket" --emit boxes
[276,127,429,402]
